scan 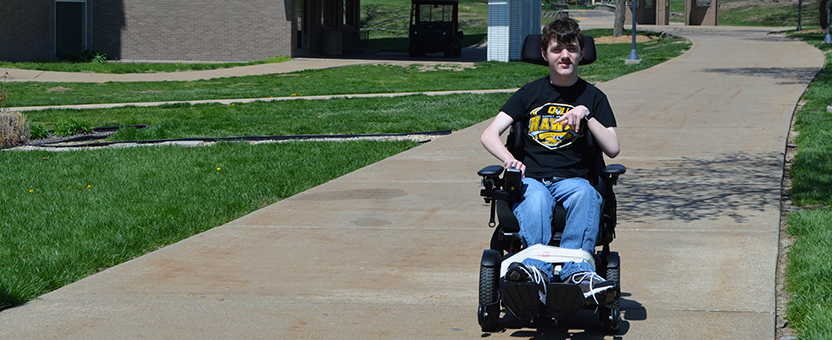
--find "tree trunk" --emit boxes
[614,0,626,37]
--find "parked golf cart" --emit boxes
[408,0,463,58]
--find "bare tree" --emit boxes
[614,0,626,37]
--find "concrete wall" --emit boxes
[0,0,53,62]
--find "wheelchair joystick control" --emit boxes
[504,168,522,202]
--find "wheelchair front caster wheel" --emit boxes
[478,263,500,332]
[603,303,620,333]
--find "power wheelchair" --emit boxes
[476,33,627,334]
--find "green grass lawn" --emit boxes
[720,0,821,27]
[4,62,545,107]
[3,33,689,109]
[783,31,832,340]
[27,93,510,141]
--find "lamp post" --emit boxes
[825,0,832,43]
[626,0,641,64]
[797,0,803,31]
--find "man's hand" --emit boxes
[553,105,589,133]
[504,158,526,176]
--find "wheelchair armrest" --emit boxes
[603,164,626,186]
[479,165,503,202]
[479,167,523,204]
[603,164,626,175]
[478,165,505,177]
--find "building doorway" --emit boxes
[55,0,87,55]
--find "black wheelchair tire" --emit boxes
[478,265,500,332]
[603,266,621,333]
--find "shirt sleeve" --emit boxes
[500,87,527,121]
[590,92,616,128]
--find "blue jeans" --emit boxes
[512,177,602,281]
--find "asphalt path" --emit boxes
[0,18,823,339]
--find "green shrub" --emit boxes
[28,122,49,140]
[91,52,108,64]
[54,117,93,137]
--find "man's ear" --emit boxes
[541,47,548,62]
[579,47,585,62]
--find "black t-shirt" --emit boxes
[500,77,617,180]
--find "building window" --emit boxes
[695,0,711,8]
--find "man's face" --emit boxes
[542,38,584,78]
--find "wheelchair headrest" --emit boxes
[521,34,597,66]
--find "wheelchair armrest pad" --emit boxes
[603,164,626,175]
[478,165,505,177]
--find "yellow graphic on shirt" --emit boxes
[528,103,581,150]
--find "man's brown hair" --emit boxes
[541,18,584,50]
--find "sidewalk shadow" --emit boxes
[482,293,645,340]
[616,152,783,224]
[702,67,819,85]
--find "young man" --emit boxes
[480,18,620,306]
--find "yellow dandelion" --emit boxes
[217,167,221,171]
[29,189,34,193]
[87,185,91,188]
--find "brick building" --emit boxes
[0,0,361,62]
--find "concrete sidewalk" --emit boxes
[3,50,486,83]
[0,22,823,340]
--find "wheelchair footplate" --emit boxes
[545,283,585,318]
[501,281,585,319]
[498,245,620,320]
[501,281,541,318]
